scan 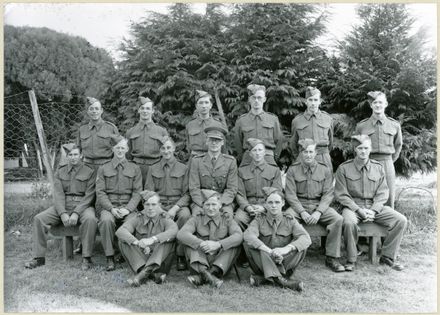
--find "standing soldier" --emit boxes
[177,189,243,288]
[145,136,191,271]
[126,96,168,185]
[290,87,333,172]
[355,91,402,208]
[189,125,238,216]
[285,139,345,272]
[96,136,143,271]
[234,84,283,166]
[116,191,178,287]
[25,144,97,270]
[335,135,407,271]
[77,96,119,171]
[243,187,311,291]
[185,90,226,158]
[235,138,283,230]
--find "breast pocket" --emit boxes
[79,131,92,151]
[316,120,331,142]
[213,166,229,190]
[74,173,90,194]
[96,131,112,152]
[121,168,136,190]
[169,170,185,195]
[310,172,326,196]
[293,173,308,195]
[188,128,204,147]
[241,125,256,140]
[366,171,381,197]
[145,133,163,155]
[295,122,310,139]
[261,121,275,143]
[345,172,362,196]
[58,172,71,193]
[200,169,214,189]
[383,127,397,147]
[128,133,142,154]
[103,170,118,191]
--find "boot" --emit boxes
[176,256,187,271]
[25,257,45,269]
[273,276,304,292]
[127,265,152,287]
[201,269,223,288]
[325,256,345,272]
[81,257,93,271]
[106,256,115,271]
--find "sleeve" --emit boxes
[284,168,305,214]
[288,219,312,251]
[243,218,264,249]
[328,118,334,151]
[236,176,250,210]
[126,166,142,212]
[144,167,154,191]
[115,217,138,244]
[221,159,238,205]
[53,171,67,216]
[177,217,203,249]
[176,167,191,208]
[334,166,360,212]
[272,168,283,191]
[289,122,299,161]
[218,219,243,250]
[73,169,96,215]
[155,218,178,243]
[273,118,284,160]
[392,124,403,162]
[185,126,191,153]
[316,168,334,214]
[233,121,244,161]
[371,167,389,214]
[188,158,203,207]
[125,129,133,161]
[96,166,113,211]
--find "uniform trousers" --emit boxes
[162,203,191,257]
[184,246,240,276]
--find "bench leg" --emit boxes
[369,236,379,264]
[63,236,74,261]
[320,236,327,250]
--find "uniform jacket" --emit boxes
[185,116,225,153]
[126,121,168,160]
[76,119,119,160]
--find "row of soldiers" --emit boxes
[24,84,406,290]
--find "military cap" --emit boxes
[195,90,212,102]
[247,84,266,96]
[86,96,100,107]
[298,138,317,152]
[247,138,264,150]
[204,125,228,140]
[158,135,174,146]
[305,87,321,99]
[262,186,284,199]
[110,135,127,147]
[62,143,79,154]
[140,190,160,202]
[201,189,221,202]
[138,96,153,108]
[367,91,386,103]
[351,134,372,147]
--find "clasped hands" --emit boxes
[300,211,321,225]
[357,208,376,222]
[132,237,157,255]
[199,240,221,255]
[246,205,266,217]
[60,213,79,227]
[111,207,131,219]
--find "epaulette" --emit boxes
[283,212,294,220]
[358,117,369,124]
[193,152,206,159]
[369,159,382,166]
[238,113,249,119]
[221,211,233,221]
[339,159,354,166]
[81,163,94,172]
[291,160,302,166]
[104,120,118,130]
[320,110,331,117]
[292,113,305,121]
[316,161,327,167]
[221,154,235,160]
[386,116,400,125]
[58,162,68,169]
[160,211,169,218]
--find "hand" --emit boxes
[168,206,179,220]
[246,205,256,216]
[308,211,321,225]
[356,208,368,221]
[253,205,265,215]
[68,213,79,226]
[143,247,151,255]
[363,209,376,222]
[199,241,221,254]
[111,208,122,219]
[119,208,130,218]
[60,213,70,227]
[270,249,284,264]
[300,211,312,225]
[138,237,156,248]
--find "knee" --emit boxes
[178,207,191,221]
[396,213,408,228]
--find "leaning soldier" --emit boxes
[126,96,168,185]
[234,84,284,166]
[96,136,143,271]
[335,135,407,271]
[355,91,402,208]
[243,187,311,291]
[145,136,191,271]
[177,189,243,288]
[285,139,345,272]
[290,87,333,172]
[185,90,226,158]
[189,125,238,216]
[25,144,98,270]
[235,138,283,230]
[116,191,178,287]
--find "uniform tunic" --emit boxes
[284,160,343,257]
[33,162,97,257]
[116,212,178,274]
[235,161,283,229]
[96,158,143,256]
[234,111,283,166]
[355,115,403,208]
[177,212,243,274]
[290,110,333,171]
[243,212,311,279]
[185,116,225,155]
[335,158,407,263]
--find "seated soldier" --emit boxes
[243,187,311,292]
[145,136,191,271]
[235,138,283,230]
[335,135,407,271]
[116,191,178,287]
[96,136,142,271]
[285,139,345,272]
[25,144,97,270]
[177,189,243,289]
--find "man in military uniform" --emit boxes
[243,187,311,291]
[235,138,283,230]
[116,191,178,287]
[189,125,238,216]
[185,90,226,157]
[335,135,407,271]
[145,136,191,271]
[355,91,402,208]
[96,136,143,271]
[126,96,168,185]
[285,139,345,272]
[25,144,97,270]
[234,84,283,166]
[177,189,243,288]
[290,87,333,172]
[76,96,119,171]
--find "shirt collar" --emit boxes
[160,156,176,168]
[249,111,265,119]
[139,120,155,128]
[372,115,386,125]
[111,157,128,169]
[301,160,317,174]
[251,160,266,172]
[67,161,83,173]
[88,118,103,130]
[266,212,283,225]
[208,152,221,160]
[354,157,371,172]
[304,110,321,120]
[197,115,212,124]
[142,214,160,225]
[203,213,221,226]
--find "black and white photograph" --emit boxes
[3,2,437,312]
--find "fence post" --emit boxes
[28,90,55,194]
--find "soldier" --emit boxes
[234,84,283,166]
[25,144,97,270]
[243,187,311,291]
[290,87,333,172]
[76,96,119,171]
[355,91,402,208]
[96,136,143,271]
[126,96,168,185]
[335,135,407,271]
[285,139,345,272]
[145,136,191,271]
[116,191,178,287]
[177,189,243,288]
[235,138,283,230]
[189,125,238,216]
[185,90,226,157]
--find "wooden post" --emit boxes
[28,90,55,193]
[214,89,228,129]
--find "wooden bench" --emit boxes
[303,222,388,264]
[49,225,82,261]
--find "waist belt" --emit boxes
[65,195,83,202]
[298,197,321,202]
[132,157,160,165]
[107,193,132,199]
[370,153,392,161]
[353,198,373,206]
[83,157,111,165]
